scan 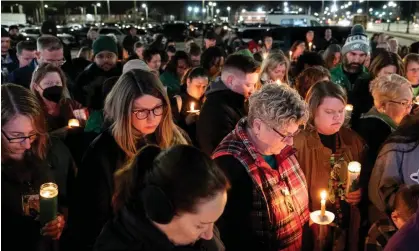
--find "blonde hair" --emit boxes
[104,69,188,158]
[248,83,309,130]
[370,74,413,108]
[305,81,347,127]
[260,52,290,84]
[1,84,49,160]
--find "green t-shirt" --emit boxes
[412,85,419,98]
[262,155,277,169]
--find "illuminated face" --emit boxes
[314,97,345,135]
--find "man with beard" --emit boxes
[74,35,122,109]
[331,24,370,98]
[8,25,25,49]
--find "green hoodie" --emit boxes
[330,63,369,93]
[160,71,181,97]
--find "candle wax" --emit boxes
[40,184,58,225]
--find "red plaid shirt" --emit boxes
[213,118,309,251]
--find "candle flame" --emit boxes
[320,190,327,200]
[309,42,312,46]
[289,51,292,56]
[276,80,281,85]
[190,102,195,111]
[345,104,353,111]
[348,161,361,173]
[68,119,80,128]
[263,53,268,60]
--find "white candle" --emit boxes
[320,190,327,217]
[289,51,293,60]
[263,52,268,60]
[345,104,353,118]
[309,42,312,51]
[40,183,58,225]
[346,161,361,196]
[276,80,281,85]
[188,102,200,114]
[68,119,80,128]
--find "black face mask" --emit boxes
[42,86,63,103]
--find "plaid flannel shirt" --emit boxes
[213,118,309,251]
[365,217,397,251]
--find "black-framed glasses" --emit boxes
[132,105,164,120]
[388,100,413,109]
[271,126,302,142]
[1,130,38,143]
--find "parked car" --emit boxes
[20,26,77,47]
[98,27,126,44]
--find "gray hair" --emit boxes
[37,35,63,51]
[370,74,413,107]
[248,83,309,129]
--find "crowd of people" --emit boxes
[1,20,419,251]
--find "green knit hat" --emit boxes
[234,49,254,59]
[92,35,118,56]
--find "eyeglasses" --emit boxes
[271,126,302,142]
[388,100,413,109]
[132,105,164,120]
[1,130,38,143]
[43,59,66,66]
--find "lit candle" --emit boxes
[414,96,419,105]
[188,102,200,114]
[263,52,268,60]
[320,190,327,217]
[276,80,281,85]
[309,42,312,51]
[68,119,80,128]
[346,161,361,196]
[345,104,353,118]
[289,51,293,60]
[40,183,58,225]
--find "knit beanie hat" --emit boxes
[341,24,370,55]
[123,59,151,73]
[1,28,10,38]
[234,49,254,59]
[92,36,118,56]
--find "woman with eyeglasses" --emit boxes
[1,84,76,251]
[213,84,311,251]
[293,81,367,250]
[30,63,84,131]
[160,51,192,98]
[354,74,413,169]
[66,69,189,250]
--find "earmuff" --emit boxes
[141,185,175,224]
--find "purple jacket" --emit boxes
[384,201,419,251]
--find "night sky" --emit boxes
[1,1,416,18]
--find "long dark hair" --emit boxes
[380,114,419,153]
[113,145,230,214]
[164,51,191,77]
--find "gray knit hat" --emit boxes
[341,24,370,55]
[123,59,151,74]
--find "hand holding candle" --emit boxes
[187,102,200,114]
[68,119,80,128]
[346,161,361,196]
[40,183,58,225]
[320,190,327,217]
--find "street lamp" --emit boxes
[227,6,231,23]
[216,9,220,14]
[357,9,363,14]
[383,5,387,9]
[44,4,48,8]
[142,3,148,23]
[298,8,303,12]
[241,9,246,13]
[257,7,263,13]
[194,7,199,13]
[188,6,193,12]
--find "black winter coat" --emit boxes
[73,62,122,107]
[1,137,75,251]
[196,78,248,156]
[94,207,225,251]
[65,130,157,251]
